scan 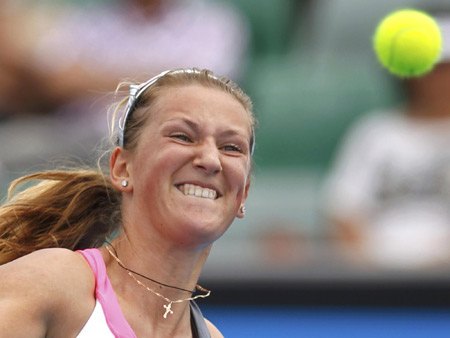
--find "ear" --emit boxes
[236,181,251,219]
[110,147,132,192]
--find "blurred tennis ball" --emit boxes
[373,9,442,77]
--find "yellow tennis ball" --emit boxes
[374,9,442,77]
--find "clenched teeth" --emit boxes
[182,184,217,200]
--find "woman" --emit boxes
[0,68,256,337]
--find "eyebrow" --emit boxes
[164,117,250,140]
[171,117,200,133]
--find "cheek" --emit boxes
[134,144,182,173]
[134,148,191,195]
[227,161,250,194]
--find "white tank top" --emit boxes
[77,300,115,338]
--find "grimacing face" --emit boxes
[119,84,252,247]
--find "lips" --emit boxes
[176,183,220,200]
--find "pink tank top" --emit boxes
[77,248,136,338]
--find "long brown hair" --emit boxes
[0,170,121,264]
[0,68,256,265]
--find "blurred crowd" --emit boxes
[0,0,249,191]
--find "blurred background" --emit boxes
[3,0,450,336]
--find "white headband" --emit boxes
[118,69,171,147]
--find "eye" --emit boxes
[171,133,192,142]
[221,144,243,153]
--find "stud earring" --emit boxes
[121,180,128,187]
[240,205,246,214]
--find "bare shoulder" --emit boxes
[205,318,224,338]
[0,248,94,292]
[0,248,95,337]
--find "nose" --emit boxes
[193,139,222,175]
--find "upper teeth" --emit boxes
[182,184,217,200]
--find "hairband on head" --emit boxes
[118,69,170,147]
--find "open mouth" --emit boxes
[177,184,219,200]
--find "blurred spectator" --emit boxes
[323,13,450,270]
[0,0,249,190]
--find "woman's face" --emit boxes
[126,84,252,247]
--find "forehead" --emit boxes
[149,84,251,129]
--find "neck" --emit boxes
[115,227,211,287]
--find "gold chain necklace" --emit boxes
[105,245,211,319]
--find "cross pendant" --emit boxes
[163,303,174,318]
